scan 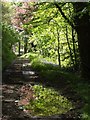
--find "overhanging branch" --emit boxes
[54,3,75,29]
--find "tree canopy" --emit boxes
[2,1,90,119]
[2,1,90,78]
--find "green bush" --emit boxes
[2,23,19,70]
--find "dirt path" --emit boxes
[2,58,83,120]
[2,58,40,120]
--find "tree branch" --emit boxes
[54,3,75,29]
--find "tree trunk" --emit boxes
[57,28,61,67]
[66,26,74,66]
[18,41,20,56]
[73,3,90,79]
[24,38,27,54]
[72,28,78,70]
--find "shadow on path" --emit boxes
[2,58,83,120]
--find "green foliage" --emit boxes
[74,82,90,120]
[9,2,79,68]
[60,72,90,120]
[21,52,39,61]
[2,23,19,69]
[21,52,90,119]
[26,3,79,67]
[21,53,60,72]
[2,2,13,24]
[24,84,73,116]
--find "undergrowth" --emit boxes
[21,52,90,119]
[24,85,73,117]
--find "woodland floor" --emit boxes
[2,57,84,120]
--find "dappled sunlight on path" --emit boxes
[2,58,83,119]
[2,58,40,120]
